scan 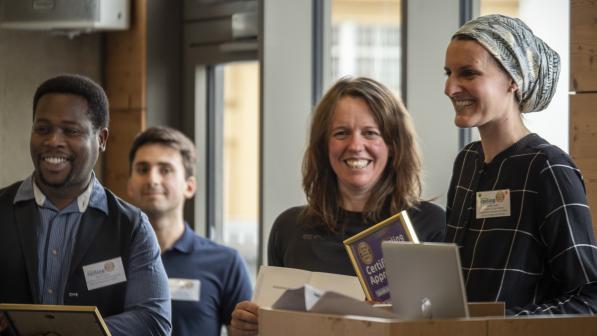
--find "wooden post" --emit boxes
[570,0,597,236]
[103,0,147,200]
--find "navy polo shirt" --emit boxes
[161,223,253,336]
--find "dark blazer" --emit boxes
[0,180,140,317]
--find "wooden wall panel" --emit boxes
[575,158,597,221]
[571,0,597,237]
[570,93,597,158]
[103,108,145,197]
[570,88,597,238]
[570,0,597,92]
[103,0,147,200]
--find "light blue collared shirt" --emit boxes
[14,174,172,336]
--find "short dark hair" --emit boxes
[33,74,109,130]
[129,126,197,179]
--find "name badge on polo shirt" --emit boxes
[476,189,511,219]
[82,257,127,291]
[168,278,200,302]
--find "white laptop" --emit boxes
[381,241,469,320]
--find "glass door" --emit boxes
[220,61,260,281]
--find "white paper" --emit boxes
[271,284,397,319]
[309,291,397,318]
[270,286,308,311]
[304,284,324,310]
[252,265,364,307]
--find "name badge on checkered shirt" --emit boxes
[476,189,511,219]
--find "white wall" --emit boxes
[0,30,101,188]
[406,0,462,205]
[260,0,312,262]
[519,0,569,151]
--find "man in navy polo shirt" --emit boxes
[127,126,253,336]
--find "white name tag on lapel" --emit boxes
[169,278,200,302]
[83,257,127,291]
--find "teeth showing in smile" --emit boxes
[454,100,474,107]
[345,159,370,169]
[44,157,67,165]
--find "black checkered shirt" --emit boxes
[446,133,597,315]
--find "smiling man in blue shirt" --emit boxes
[0,74,171,336]
[127,126,252,336]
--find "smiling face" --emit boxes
[328,96,389,201]
[30,93,107,198]
[127,143,196,220]
[444,38,519,130]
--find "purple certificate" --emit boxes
[343,210,419,303]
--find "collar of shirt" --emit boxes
[474,133,540,168]
[13,173,109,215]
[168,222,195,254]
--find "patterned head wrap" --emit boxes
[453,14,560,113]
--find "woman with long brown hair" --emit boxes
[268,76,444,274]
[230,77,445,335]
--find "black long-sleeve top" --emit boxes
[446,133,597,315]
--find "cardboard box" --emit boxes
[487,315,597,336]
[259,308,486,336]
[468,302,505,317]
[259,307,597,336]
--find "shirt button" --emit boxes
[52,249,58,256]
[48,288,53,294]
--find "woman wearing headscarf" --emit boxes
[444,14,597,315]
[229,77,446,335]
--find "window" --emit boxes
[221,61,260,281]
[330,0,402,95]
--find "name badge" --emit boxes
[476,189,511,219]
[168,278,200,302]
[83,257,127,291]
